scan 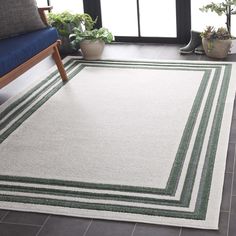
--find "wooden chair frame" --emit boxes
[0,6,68,89]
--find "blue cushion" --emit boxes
[0,27,59,77]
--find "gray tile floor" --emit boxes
[0,43,236,236]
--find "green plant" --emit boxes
[201,26,231,39]
[200,0,236,35]
[200,26,231,51]
[70,27,113,47]
[48,11,96,37]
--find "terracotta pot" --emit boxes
[202,38,231,59]
[80,40,105,60]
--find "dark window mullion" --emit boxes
[176,0,191,43]
[83,0,102,29]
[136,0,141,37]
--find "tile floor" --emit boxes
[0,43,236,236]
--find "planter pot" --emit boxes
[80,40,105,60]
[59,36,78,54]
[202,38,232,59]
[54,23,79,55]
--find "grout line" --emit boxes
[221,210,230,213]
[35,215,50,236]
[130,223,137,236]
[0,211,9,223]
[0,221,42,227]
[83,219,93,236]
[179,227,182,236]
[226,143,236,236]
[226,171,234,174]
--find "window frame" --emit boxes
[83,0,191,44]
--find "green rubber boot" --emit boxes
[194,44,205,55]
[180,31,202,54]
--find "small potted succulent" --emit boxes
[70,27,113,60]
[201,26,232,58]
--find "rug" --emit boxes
[0,57,235,229]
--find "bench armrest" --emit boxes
[38,6,53,25]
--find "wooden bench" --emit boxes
[0,6,68,89]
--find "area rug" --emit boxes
[0,57,236,229]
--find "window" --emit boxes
[139,0,176,37]
[101,0,177,38]
[37,0,192,43]
[98,0,190,43]
[101,0,138,36]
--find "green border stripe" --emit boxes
[195,64,232,219]
[0,62,221,198]
[76,58,230,67]
[179,67,222,207]
[0,65,223,209]
[0,59,74,120]
[0,60,232,220]
[0,64,213,196]
[0,63,84,143]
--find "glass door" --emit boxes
[100,0,179,42]
[83,0,190,43]
[38,0,194,43]
[139,0,176,37]
[100,0,138,36]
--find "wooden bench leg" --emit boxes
[52,45,68,81]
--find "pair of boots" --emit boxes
[180,31,205,55]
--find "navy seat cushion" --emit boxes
[0,27,59,77]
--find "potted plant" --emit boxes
[201,26,232,58]
[200,0,236,36]
[48,11,96,54]
[70,27,113,60]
